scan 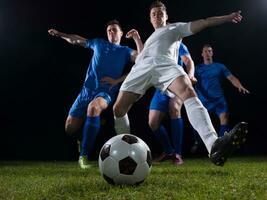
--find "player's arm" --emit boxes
[126,29,144,62]
[181,55,197,84]
[48,29,87,47]
[190,11,242,34]
[227,74,250,94]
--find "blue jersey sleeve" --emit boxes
[220,64,232,78]
[178,42,191,66]
[179,42,190,57]
[85,38,99,49]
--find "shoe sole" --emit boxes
[211,122,248,166]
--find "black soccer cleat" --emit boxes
[210,122,248,166]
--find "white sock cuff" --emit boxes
[114,114,130,135]
[184,97,202,107]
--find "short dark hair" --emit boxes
[149,1,167,12]
[202,44,212,49]
[106,19,122,30]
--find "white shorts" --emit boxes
[120,57,187,95]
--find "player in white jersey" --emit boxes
[113,1,247,166]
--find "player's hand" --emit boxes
[238,86,250,94]
[229,11,242,23]
[100,77,118,90]
[189,76,198,84]
[48,29,60,37]
[126,29,140,40]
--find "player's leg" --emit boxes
[218,112,230,137]
[149,109,174,161]
[149,90,174,161]
[169,96,184,165]
[168,75,248,166]
[80,95,109,161]
[168,75,218,154]
[65,116,84,135]
[216,100,230,137]
[113,91,140,134]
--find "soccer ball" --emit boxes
[98,134,152,185]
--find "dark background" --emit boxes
[1,0,266,160]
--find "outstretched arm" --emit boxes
[126,29,144,62]
[48,29,87,47]
[227,74,250,94]
[190,11,242,34]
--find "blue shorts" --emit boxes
[149,89,170,113]
[68,86,116,118]
[201,97,228,117]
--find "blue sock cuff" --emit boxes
[171,118,183,123]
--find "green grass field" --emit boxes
[0,157,266,200]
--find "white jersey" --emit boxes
[120,22,193,95]
[136,22,192,63]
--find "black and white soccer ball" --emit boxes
[98,134,152,185]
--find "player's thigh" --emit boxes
[113,91,140,116]
[168,75,196,100]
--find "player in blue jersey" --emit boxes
[48,20,143,169]
[149,42,196,165]
[191,44,249,152]
[113,1,248,167]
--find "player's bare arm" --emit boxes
[190,11,242,34]
[227,75,250,94]
[181,55,197,84]
[126,29,144,62]
[48,29,87,47]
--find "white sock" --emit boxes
[184,97,218,154]
[114,114,130,135]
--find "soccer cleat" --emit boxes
[78,156,91,169]
[153,152,173,162]
[172,154,184,166]
[210,122,248,166]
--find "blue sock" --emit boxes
[154,125,173,154]
[171,118,183,155]
[219,124,230,137]
[80,116,100,158]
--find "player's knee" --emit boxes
[87,104,101,116]
[148,119,160,131]
[181,86,196,101]
[113,104,127,118]
[65,123,78,135]
[65,117,82,135]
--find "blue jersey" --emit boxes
[195,62,232,101]
[84,38,133,93]
[150,42,190,113]
[68,38,133,118]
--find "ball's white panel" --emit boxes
[104,134,123,145]
[100,156,120,178]
[109,140,130,161]
[130,143,148,163]
[133,162,151,182]
[137,138,150,151]
[114,174,137,185]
